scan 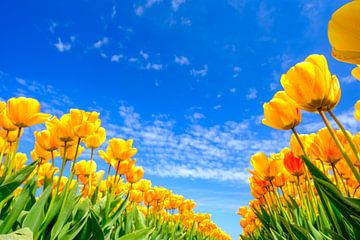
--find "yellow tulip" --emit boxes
[355,100,360,121]
[262,91,301,130]
[125,165,144,184]
[0,111,17,131]
[290,133,315,157]
[0,101,5,113]
[60,144,84,161]
[250,152,282,181]
[85,127,106,149]
[6,97,51,128]
[31,143,57,163]
[328,1,360,64]
[70,109,100,138]
[14,153,27,171]
[34,130,60,151]
[38,163,58,186]
[310,128,348,165]
[352,66,360,80]
[280,54,341,112]
[0,129,23,143]
[106,138,137,161]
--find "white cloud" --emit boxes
[54,38,71,52]
[175,55,190,65]
[15,78,26,86]
[112,5,117,18]
[270,82,278,91]
[140,50,149,60]
[246,88,257,99]
[172,0,186,11]
[229,88,237,93]
[49,21,57,33]
[228,0,248,12]
[128,57,138,63]
[93,37,109,49]
[233,66,241,78]
[135,0,163,16]
[180,17,192,26]
[145,63,163,70]
[103,104,292,182]
[135,6,144,16]
[190,65,208,77]
[341,75,357,84]
[111,54,123,62]
[146,164,249,182]
[257,1,275,32]
[213,105,222,110]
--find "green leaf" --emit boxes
[134,206,146,230]
[0,228,33,240]
[50,182,79,240]
[90,209,104,240]
[116,228,153,240]
[0,188,30,233]
[0,161,37,202]
[22,183,53,234]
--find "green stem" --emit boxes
[318,110,360,183]
[329,110,360,166]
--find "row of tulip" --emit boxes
[0,97,230,239]
[238,1,360,239]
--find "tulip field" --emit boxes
[0,97,231,240]
[238,1,360,240]
[1,1,360,240]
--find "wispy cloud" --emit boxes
[54,38,71,52]
[175,55,190,65]
[111,54,123,62]
[257,1,275,32]
[93,37,109,49]
[246,88,257,100]
[341,75,357,84]
[172,0,186,11]
[144,63,163,70]
[190,65,208,77]
[134,0,163,16]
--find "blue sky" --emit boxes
[0,0,359,238]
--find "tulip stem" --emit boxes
[318,110,360,183]
[291,128,317,212]
[331,163,340,187]
[291,128,306,155]
[328,110,360,165]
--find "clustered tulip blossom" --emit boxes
[0,97,230,240]
[240,2,360,236]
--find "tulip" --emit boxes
[250,152,283,181]
[352,66,360,80]
[14,153,27,171]
[85,127,106,149]
[106,138,137,161]
[0,101,5,113]
[34,130,60,152]
[310,128,348,166]
[280,54,341,112]
[355,100,360,122]
[262,91,301,130]
[126,165,144,184]
[283,151,304,177]
[0,111,17,131]
[328,1,360,65]
[6,97,51,128]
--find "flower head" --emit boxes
[6,97,51,128]
[280,54,341,112]
[262,91,301,130]
[328,1,360,64]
